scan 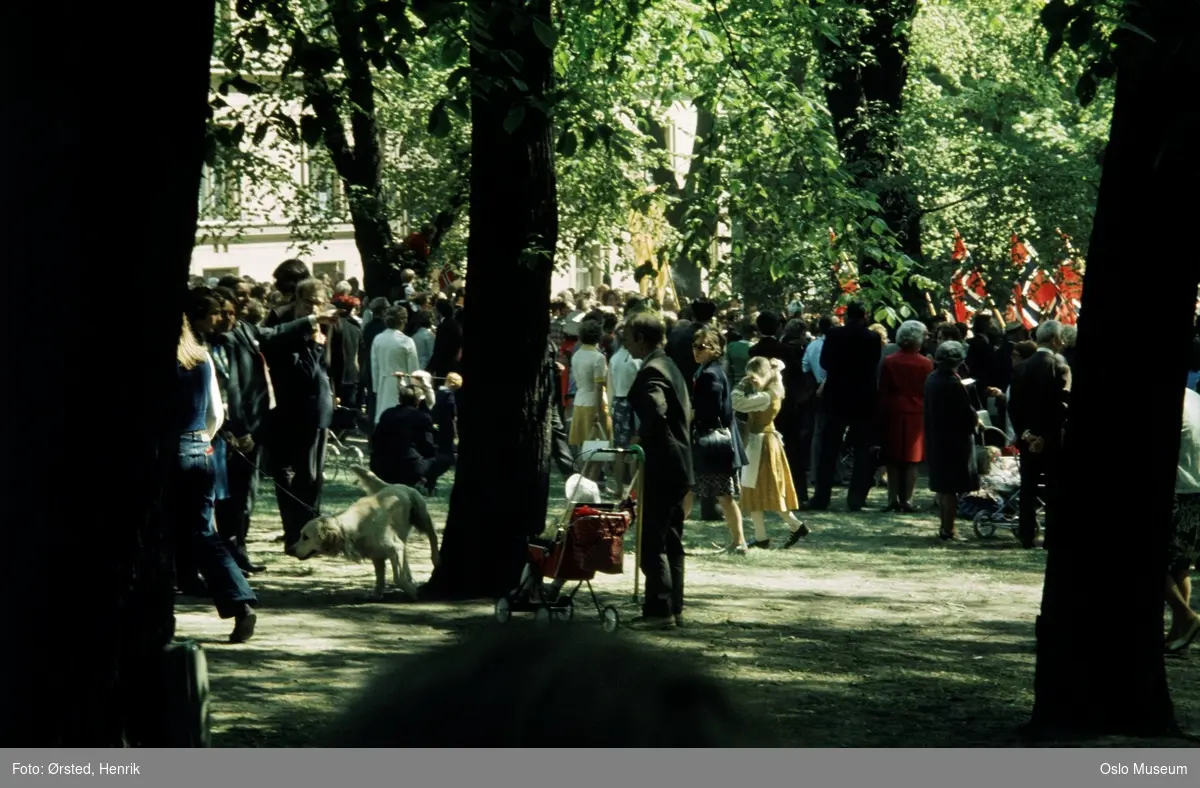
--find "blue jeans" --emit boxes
[174,435,257,618]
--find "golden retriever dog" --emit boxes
[293,467,441,600]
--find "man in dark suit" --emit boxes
[666,297,716,381]
[624,311,694,630]
[215,288,337,571]
[264,258,310,328]
[261,278,338,553]
[811,302,881,511]
[1006,320,1070,549]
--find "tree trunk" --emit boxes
[1029,0,1199,738]
[423,0,558,600]
[647,105,718,301]
[821,0,925,306]
[3,1,214,745]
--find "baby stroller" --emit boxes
[960,424,1045,539]
[494,446,645,633]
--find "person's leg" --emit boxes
[937,493,958,537]
[1018,452,1042,548]
[282,428,326,549]
[782,422,809,505]
[902,463,919,509]
[885,464,902,509]
[682,492,694,522]
[178,440,258,642]
[810,410,845,509]
[847,420,875,511]
[717,495,745,547]
[635,494,675,625]
[219,442,262,572]
[750,510,768,542]
[267,426,302,549]
[1165,569,1196,640]
[665,495,687,619]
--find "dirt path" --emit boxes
[176,472,1200,746]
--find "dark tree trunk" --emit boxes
[295,0,404,298]
[423,0,558,600]
[1029,0,1199,738]
[820,0,924,306]
[3,1,214,745]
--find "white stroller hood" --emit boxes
[565,473,602,505]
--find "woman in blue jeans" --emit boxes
[174,314,258,643]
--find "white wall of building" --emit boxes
[191,230,364,284]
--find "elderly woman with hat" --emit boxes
[923,341,981,541]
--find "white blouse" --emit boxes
[571,346,608,408]
[1178,388,1200,494]
[204,349,225,440]
[608,347,641,398]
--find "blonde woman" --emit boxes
[732,357,810,548]
[172,313,260,643]
[568,320,611,451]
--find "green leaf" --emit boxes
[300,115,323,148]
[447,66,470,89]
[556,128,578,157]
[248,25,270,53]
[388,51,410,76]
[1117,21,1156,43]
[1038,0,1075,37]
[1075,71,1098,107]
[272,113,299,145]
[532,17,558,50]
[428,100,452,138]
[1066,10,1094,51]
[870,218,887,235]
[899,304,915,318]
[441,37,465,67]
[369,51,387,70]
[503,106,526,135]
[499,50,525,72]
[382,0,415,39]
[447,97,470,120]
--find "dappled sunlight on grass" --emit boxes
[173,471,1200,746]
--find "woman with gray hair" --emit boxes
[923,341,980,540]
[878,321,933,512]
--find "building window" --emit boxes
[312,261,345,282]
[198,152,242,221]
[203,267,239,281]
[304,148,344,218]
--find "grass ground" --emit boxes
[176,460,1200,747]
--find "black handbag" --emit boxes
[693,425,735,467]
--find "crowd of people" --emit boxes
[169,259,1200,653]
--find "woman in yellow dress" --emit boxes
[732,357,810,549]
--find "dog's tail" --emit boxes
[411,490,442,569]
[349,465,390,496]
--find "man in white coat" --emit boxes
[370,306,420,423]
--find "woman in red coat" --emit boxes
[878,320,933,512]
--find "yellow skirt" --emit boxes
[740,432,800,513]
[569,405,610,446]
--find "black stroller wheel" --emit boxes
[972,510,996,539]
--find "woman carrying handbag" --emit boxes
[682,328,748,554]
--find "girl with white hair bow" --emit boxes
[731,356,810,549]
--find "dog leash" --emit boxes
[227,442,322,519]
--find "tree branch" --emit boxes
[916,184,999,217]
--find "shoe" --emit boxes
[1166,619,1200,654]
[783,524,810,548]
[899,503,918,514]
[233,551,266,574]
[673,614,685,628]
[229,605,257,643]
[939,531,966,542]
[747,538,771,550]
[628,615,677,631]
[729,543,748,555]
[881,503,899,513]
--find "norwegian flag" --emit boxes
[1008,233,1044,329]
[1050,229,1083,324]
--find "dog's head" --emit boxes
[294,516,345,559]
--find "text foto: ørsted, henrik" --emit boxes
[1100,763,1188,776]
[12,763,142,776]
